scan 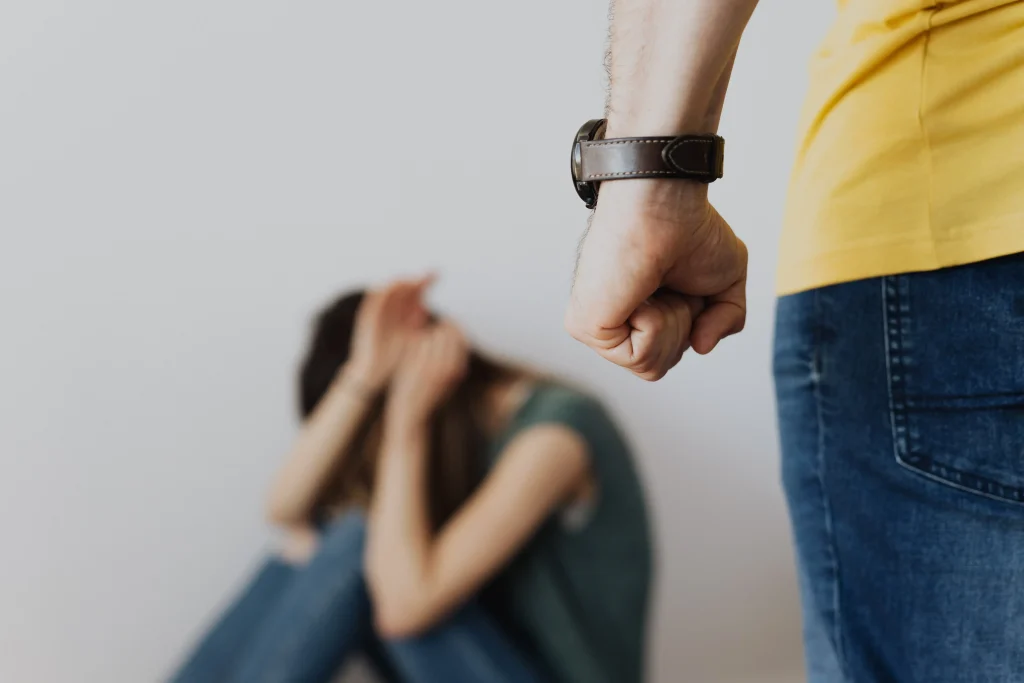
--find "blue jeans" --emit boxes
[774,253,1024,683]
[170,513,544,683]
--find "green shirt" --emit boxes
[484,384,652,683]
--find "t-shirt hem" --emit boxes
[776,217,1024,296]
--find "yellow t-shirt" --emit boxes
[778,0,1024,295]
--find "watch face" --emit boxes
[571,119,606,209]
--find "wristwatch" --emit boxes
[570,118,725,209]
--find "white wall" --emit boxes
[0,2,834,682]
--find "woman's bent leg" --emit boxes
[170,558,296,683]
[383,601,546,683]
[228,512,374,683]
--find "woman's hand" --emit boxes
[267,275,433,527]
[385,322,469,431]
[347,276,433,392]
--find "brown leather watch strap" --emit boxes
[580,134,724,183]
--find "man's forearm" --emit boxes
[605,0,759,137]
[568,0,755,380]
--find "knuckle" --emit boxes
[631,349,660,375]
[636,366,667,382]
[564,318,585,342]
[736,236,749,263]
[645,314,665,336]
[564,311,593,344]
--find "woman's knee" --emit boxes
[378,603,544,683]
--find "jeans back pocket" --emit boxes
[884,254,1024,505]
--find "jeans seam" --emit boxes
[811,288,846,678]
[882,276,909,465]
[884,277,1024,506]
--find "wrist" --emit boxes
[595,177,709,217]
[340,362,386,395]
[382,411,429,448]
[604,111,716,140]
[572,119,723,211]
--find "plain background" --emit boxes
[0,2,836,682]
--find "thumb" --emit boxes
[690,276,747,354]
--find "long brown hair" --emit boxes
[298,291,519,529]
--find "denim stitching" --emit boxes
[811,288,846,678]
[883,276,910,463]
[900,461,1024,505]
[884,277,1024,506]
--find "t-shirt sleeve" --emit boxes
[528,387,611,460]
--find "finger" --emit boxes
[690,277,746,355]
[358,286,385,317]
[407,331,434,376]
[412,272,437,294]
[375,280,409,324]
[379,276,431,327]
[660,294,704,373]
[402,273,435,322]
[434,322,468,377]
[393,272,435,305]
[565,215,663,352]
[635,292,697,380]
[399,283,428,328]
[598,290,695,380]
[450,327,469,378]
[424,323,448,359]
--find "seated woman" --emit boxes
[170,277,652,683]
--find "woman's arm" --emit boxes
[266,367,376,525]
[266,277,432,526]
[366,422,588,638]
[364,324,590,638]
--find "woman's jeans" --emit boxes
[775,253,1024,683]
[170,513,543,683]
